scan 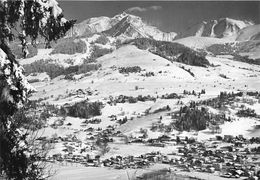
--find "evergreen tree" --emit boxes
[0,0,74,179]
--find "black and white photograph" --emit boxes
[0,0,260,179]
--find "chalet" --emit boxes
[209,124,222,134]
[207,166,215,173]
[76,89,86,95]
[162,156,171,164]
[158,135,171,142]
[221,146,233,152]
[213,163,223,171]
[86,127,94,132]
[88,136,95,140]
[148,142,165,147]
[80,124,87,127]
[131,139,144,143]
[49,137,59,143]
[234,141,243,147]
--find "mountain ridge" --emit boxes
[178,17,254,40]
[66,12,177,42]
[67,13,257,43]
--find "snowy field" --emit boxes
[23,41,260,180]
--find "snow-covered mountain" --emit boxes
[104,14,177,41]
[179,18,254,40]
[236,24,260,41]
[66,16,112,36]
[66,12,177,42]
[66,13,128,37]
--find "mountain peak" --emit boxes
[66,13,177,41]
[105,13,177,41]
[219,17,254,29]
[121,11,130,17]
[178,17,254,40]
[66,12,138,37]
[111,12,129,21]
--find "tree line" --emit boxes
[60,101,103,119]
[23,59,101,79]
[130,38,210,67]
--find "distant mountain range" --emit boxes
[67,12,259,42]
[14,12,260,63]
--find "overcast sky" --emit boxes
[59,1,260,33]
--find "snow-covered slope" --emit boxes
[28,44,260,104]
[179,18,253,41]
[66,16,125,37]
[174,36,234,49]
[25,44,260,176]
[97,45,174,70]
[19,34,116,67]
[66,12,177,42]
[66,16,112,37]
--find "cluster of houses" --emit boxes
[69,88,95,96]
[34,90,260,180]
[102,154,154,169]
[82,118,102,125]
[107,94,156,105]
[101,135,260,179]
[53,88,97,101]
[170,135,260,179]
[175,144,259,178]
[41,130,260,180]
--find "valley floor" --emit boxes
[23,45,260,180]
